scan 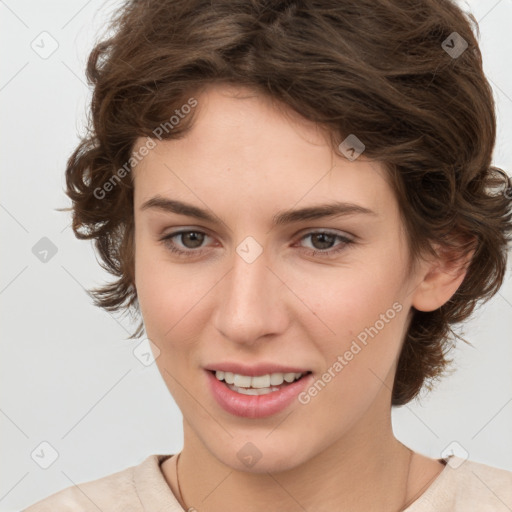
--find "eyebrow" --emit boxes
[140,196,377,225]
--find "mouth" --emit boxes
[210,370,311,395]
[205,367,314,418]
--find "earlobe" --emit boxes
[411,245,475,312]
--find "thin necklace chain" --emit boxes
[175,452,185,509]
[175,447,413,512]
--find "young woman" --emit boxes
[24,0,512,510]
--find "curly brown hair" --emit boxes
[63,0,512,406]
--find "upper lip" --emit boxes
[204,362,311,376]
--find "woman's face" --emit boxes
[133,84,424,472]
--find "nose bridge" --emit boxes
[213,240,287,343]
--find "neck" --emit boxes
[171,408,415,512]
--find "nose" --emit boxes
[212,244,290,346]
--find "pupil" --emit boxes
[312,233,335,250]
[182,232,204,248]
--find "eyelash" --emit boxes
[159,229,354,259]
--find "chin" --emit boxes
[200,429,315,474]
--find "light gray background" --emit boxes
[1,1,511,510]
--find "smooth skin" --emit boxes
[132,83,470,512]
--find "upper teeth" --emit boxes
[215,371,303,388]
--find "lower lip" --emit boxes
[206,370,313,419]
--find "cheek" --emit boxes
[288,256,409,393]
[297,263,405,339]
[134,239,218,350]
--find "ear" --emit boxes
[411,241,476,312]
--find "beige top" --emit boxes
[22,454,512,511]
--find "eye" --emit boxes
[159,230,212,256]
[297,231,354,257]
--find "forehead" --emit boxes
[132,84,394,217]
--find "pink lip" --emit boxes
[206,370,314,419]
[204,362,310,376]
